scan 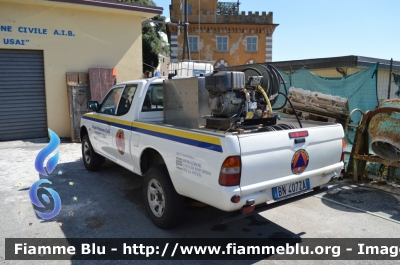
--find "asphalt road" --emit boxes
[1,139,400,265]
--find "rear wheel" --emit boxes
[143,165,185,229]
[82,134,103,171]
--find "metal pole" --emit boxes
[182,33,186,60]
[182,22,186,60]
[198,0,200,61]
[185,0,191,60]
[388,58,393,99]
[182,0,187,60]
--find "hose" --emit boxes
[246,112,254,119]
[260,64,286,107]
[241,67,263,79]
[241,65,287,108]
[257,85,273,113]
[241,65,300,128]
[278,91,303,128]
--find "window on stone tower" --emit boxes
[188,36,198,52]
[182,4,192,15]
[246,36,258,52]
[216,36,228,52]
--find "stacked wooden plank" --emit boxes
[280,87,349,125]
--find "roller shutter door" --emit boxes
[0,49,47,141]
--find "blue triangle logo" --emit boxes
[295,154,306,168]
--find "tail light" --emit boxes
[340,139,346,162]
[219,156,241,186]
[289,131,309,138]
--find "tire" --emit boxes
[143,164,185,229]
[82,134,103,171]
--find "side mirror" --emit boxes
[88,101,99,112]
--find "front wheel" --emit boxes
[143,165,185,229]
[82,134,103,171]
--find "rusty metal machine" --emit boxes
[369,99,400,161]
[345,99,400,181]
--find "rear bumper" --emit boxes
[220,186,331,224]
[224,162,343,212]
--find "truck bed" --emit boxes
[147,118,337,137]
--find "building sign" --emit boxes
[1,25,75,46]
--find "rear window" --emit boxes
[142,84,163,112]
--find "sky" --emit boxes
[153,0,399,62]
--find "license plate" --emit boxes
[272,179,310,200]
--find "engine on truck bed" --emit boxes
[203,71,281,132]
[163,70,300,134]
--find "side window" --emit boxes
[142,84,163,112]
[246,36,258,52]
[99,87,124,115]
[182,4,192,15]
[216,36,228,52]
[188,36,198,52]
[116,84,138,116]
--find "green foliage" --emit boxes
[116,0,169,73]
[117,0,156,5]
[217,1,240,15]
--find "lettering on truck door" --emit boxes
[110,84,138,170]
[92,86,125,160]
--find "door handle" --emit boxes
[294,138,305,144]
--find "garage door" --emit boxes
[0,49,47,141]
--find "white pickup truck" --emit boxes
[80,71,345,229]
